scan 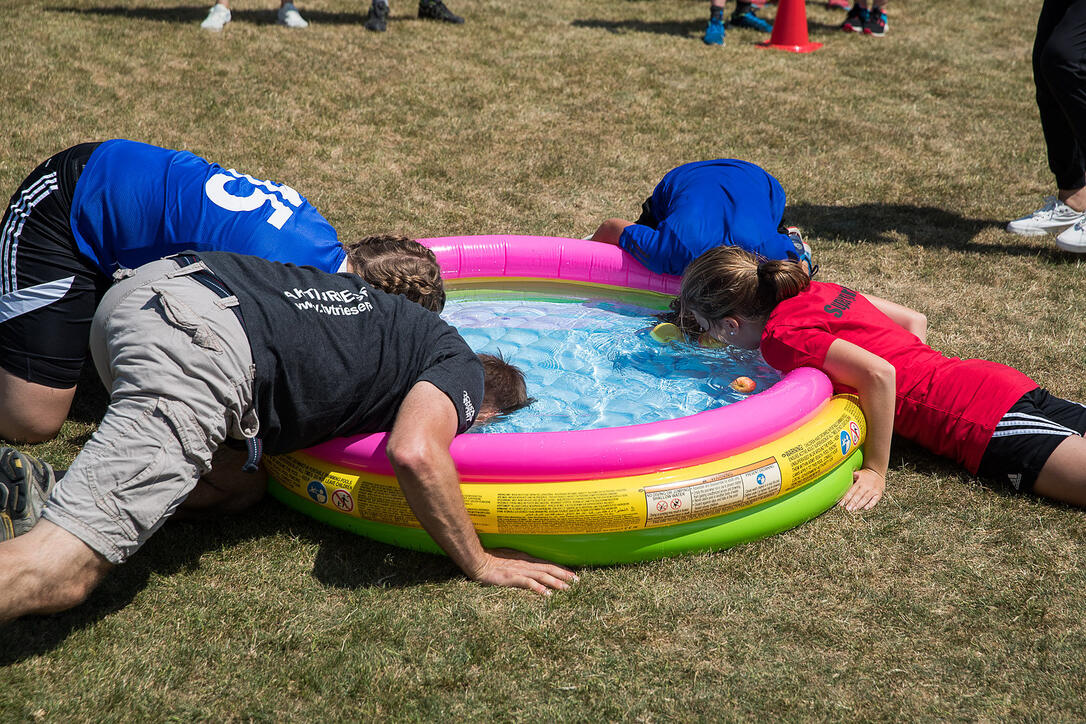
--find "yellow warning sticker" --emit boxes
[644,458,783,527]
[265,396,866,537]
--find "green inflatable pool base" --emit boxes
[267,448,862,566]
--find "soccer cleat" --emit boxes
[863,8,887,36]
[1055,220,1086,253]
[1,512,13,542]
[826,0,850,8]
[0,448,57,538]
[841,5,867,32]
[730,9,772,33]
[703,15,726,45]
[1006,196,1086,236]
[277,2,309,27]
[200,2,232,30]
[365,0,389,31]
[418,0,464,23]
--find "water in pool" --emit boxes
[442,289,781,434]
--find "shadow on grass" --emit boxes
[572,2,847,39]
[783,202,1075,260]
[571,17,705,38]
[45,5,368,26]
[0,498,456,664]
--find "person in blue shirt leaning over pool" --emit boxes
[0,139,444,444]
[590,159,813,278]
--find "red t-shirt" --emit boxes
[760,282,1037,473]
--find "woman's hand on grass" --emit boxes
[840,468,885,511]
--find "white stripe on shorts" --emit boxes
[995,412,1078,436]
[1,172,59,295]
[991,428,1077,439]
[0,276,75,323]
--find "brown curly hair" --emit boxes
[342,234,446,312]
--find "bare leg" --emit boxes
[1058,187,1086,212]
[1032,436,1086,508]
[0,520,112,624]
[0,369,75,443]
[176,446,267,518]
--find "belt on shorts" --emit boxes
[172,253,246,330]
[171,253,263,473]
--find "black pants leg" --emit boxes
[1035,0,1086,190]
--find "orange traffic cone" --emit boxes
[758,0,822,53]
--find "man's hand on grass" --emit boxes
[469,549,579,596]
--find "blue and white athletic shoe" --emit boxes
[730,10,772,33]
[1007,197,1086,237]
[703,15,726,45]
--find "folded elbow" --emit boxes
[386,437,433,474]
[869,360,896,388]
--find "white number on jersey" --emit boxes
[204,169,304,230]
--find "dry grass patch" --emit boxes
[3,0,1086,720]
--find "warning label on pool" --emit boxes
[643,459,782,527]
[265,396,865,538]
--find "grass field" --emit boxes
[4,0,1086,720]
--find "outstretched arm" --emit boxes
[385,381,578,594]
[865,294,927,343]
[822,339,896,511]
[590,218,633,245]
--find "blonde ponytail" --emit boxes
[680,247,809,323]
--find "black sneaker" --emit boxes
[418,0,464,24]
[863,8,887,36]
[0,447,57,538]
[841,4,867,32]
[365,0,389,31]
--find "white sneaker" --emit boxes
[277,3,308,27]
[1006,196,1086,237]
[1055,220,1086,253]
[201,2,231,29]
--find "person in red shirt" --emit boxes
[678,246,1086,511]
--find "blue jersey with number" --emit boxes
[618,159,797,276]
[69,139,346,276]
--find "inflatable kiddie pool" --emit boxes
[264,235,865,565]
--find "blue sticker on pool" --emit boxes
[307,480,328,504]
[443,296,781,434]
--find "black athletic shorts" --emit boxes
[976,387,1086,492]
[0,142,104,388]
[634,195,658,229]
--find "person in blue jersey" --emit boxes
[590,159,813,277]
[0,140,444,444]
